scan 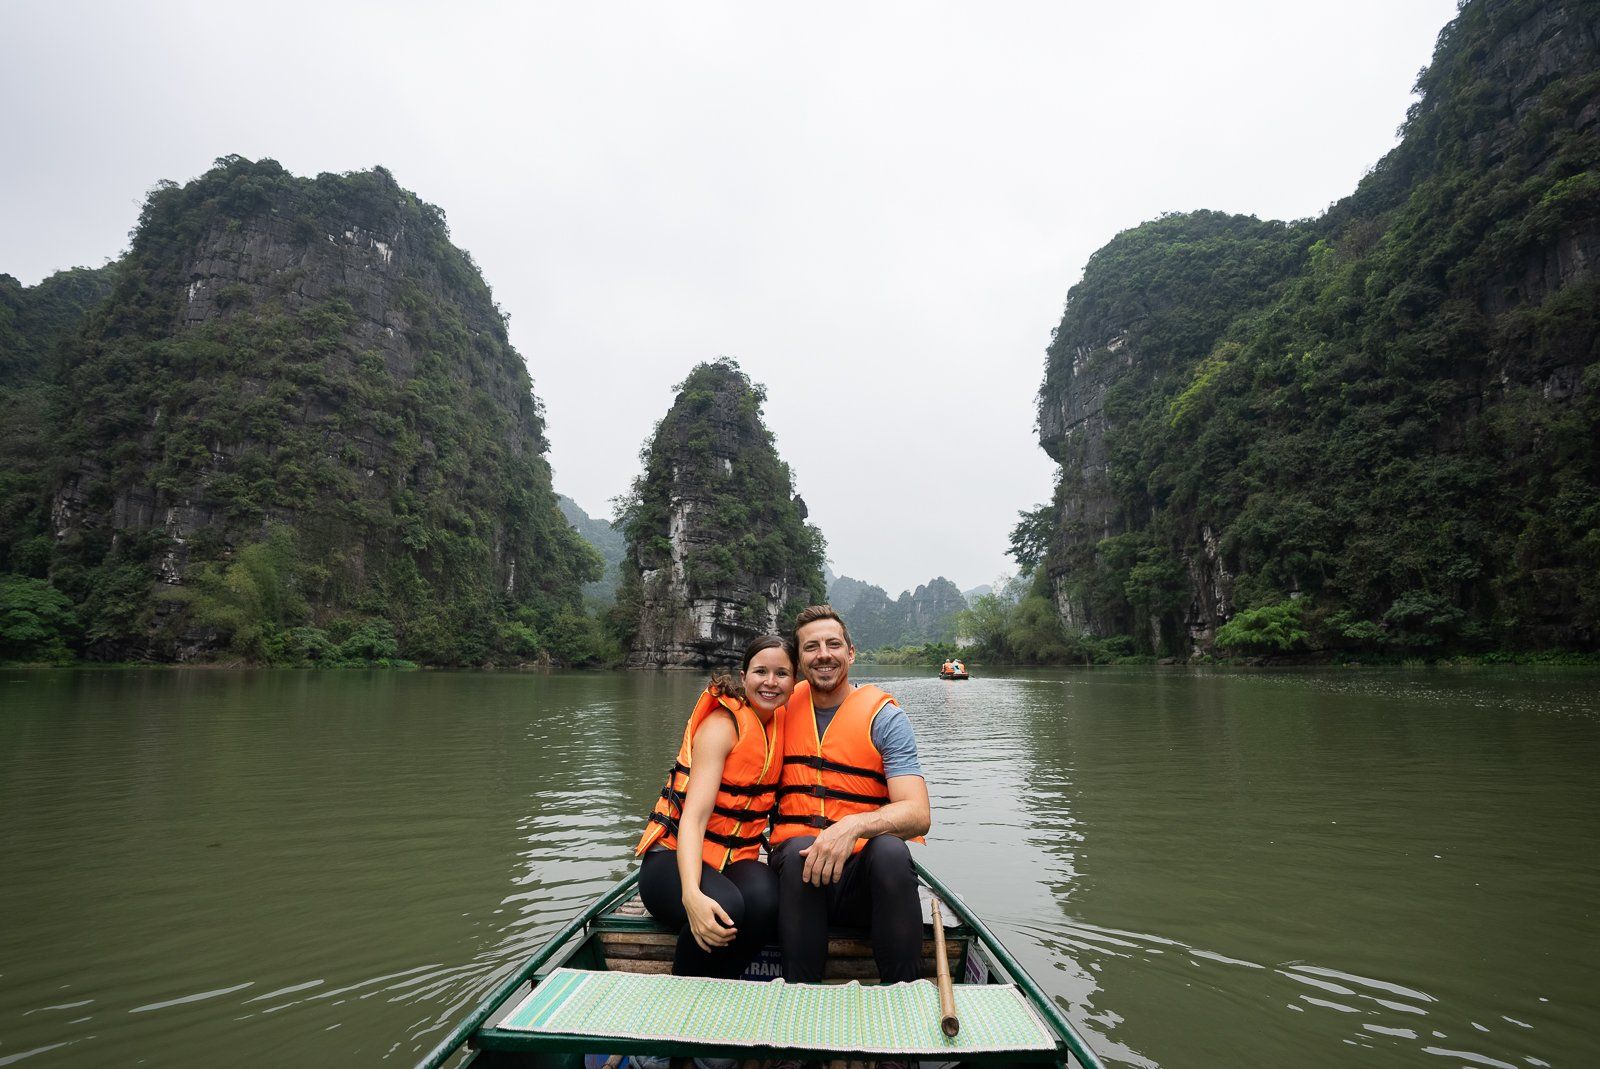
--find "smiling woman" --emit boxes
[632,634,796,978]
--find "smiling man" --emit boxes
[768,605,933,986]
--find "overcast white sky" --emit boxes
[3,1,1459,595]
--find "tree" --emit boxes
[956,592,1012,656]
[163,527,309,661]
[0,576,78,662]
[1214,601,1308,654]
[1008,505,1055,575]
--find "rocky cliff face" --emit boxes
[1,266,119,575]
[1034,0,1600,656]
[39,157,595,662]
[1036,212,1302,648]
[617,360,825,668]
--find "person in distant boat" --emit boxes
[940,658,954,674]
[635,635,794,978]
[951,658,965,674]
[770,605,932,984]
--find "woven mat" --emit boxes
[498,968,1055,1055]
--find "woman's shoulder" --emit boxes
[691,703,741,742]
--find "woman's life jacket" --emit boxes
[769,680,921,855]
[636,687,782,871]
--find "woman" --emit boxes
[635,635,794,978]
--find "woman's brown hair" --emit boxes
[709,634,796,700]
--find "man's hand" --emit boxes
[797,777,932,886]
[799,816,861,885]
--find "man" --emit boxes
[769,605,932,985]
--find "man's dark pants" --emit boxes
[770,834,922,984]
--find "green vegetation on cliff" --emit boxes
[1,157,602,665]
[1,265,120,584]
[1,267,119,380]
[613,359,826,666]
[1025,0,1600,660]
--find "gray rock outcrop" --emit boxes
[618,359,825,668]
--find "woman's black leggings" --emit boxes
[638,849,779,978]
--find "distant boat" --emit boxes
[415,857,1103,1068]
[940,669,970,680]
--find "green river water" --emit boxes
[1,666,1596,1068]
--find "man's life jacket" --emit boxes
[941,661,953,673]
[770,680,922,855]
[636,687,782,871]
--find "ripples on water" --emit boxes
[893,670,1597,1069]
[2,667,1596,1068]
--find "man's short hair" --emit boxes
[793,604,853,648]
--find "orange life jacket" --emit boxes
[941,661,953,673]
[770,680,921,855]
[636,687,782,870]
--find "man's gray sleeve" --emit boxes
[871,702,924,779]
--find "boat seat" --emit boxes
[484,967,1055,1057]
[594,893,966,982]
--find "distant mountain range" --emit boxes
[826,573,967,650]
[556,495,625,607]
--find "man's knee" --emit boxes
[862,835,910,861]
[861,836,914,890]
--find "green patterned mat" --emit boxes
[498,968,1056,1055]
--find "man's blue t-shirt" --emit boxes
[810,696,924,779]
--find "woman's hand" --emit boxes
[683,889,737,952]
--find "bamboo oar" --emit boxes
[930,899,959,1036]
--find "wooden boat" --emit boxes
[416,857,1103,1069]
[939,671,969,681]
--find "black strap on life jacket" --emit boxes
[648,811,767,849]
[782,755,887,784]
[769,813,835,830]
[660,769,686,815]
[657,786,772,822]
[775,782,888,806]
[671,761,776,797]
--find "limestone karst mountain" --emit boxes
[6,156,599,663]
[1031,0,1600,658]
[615,359,826,668]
